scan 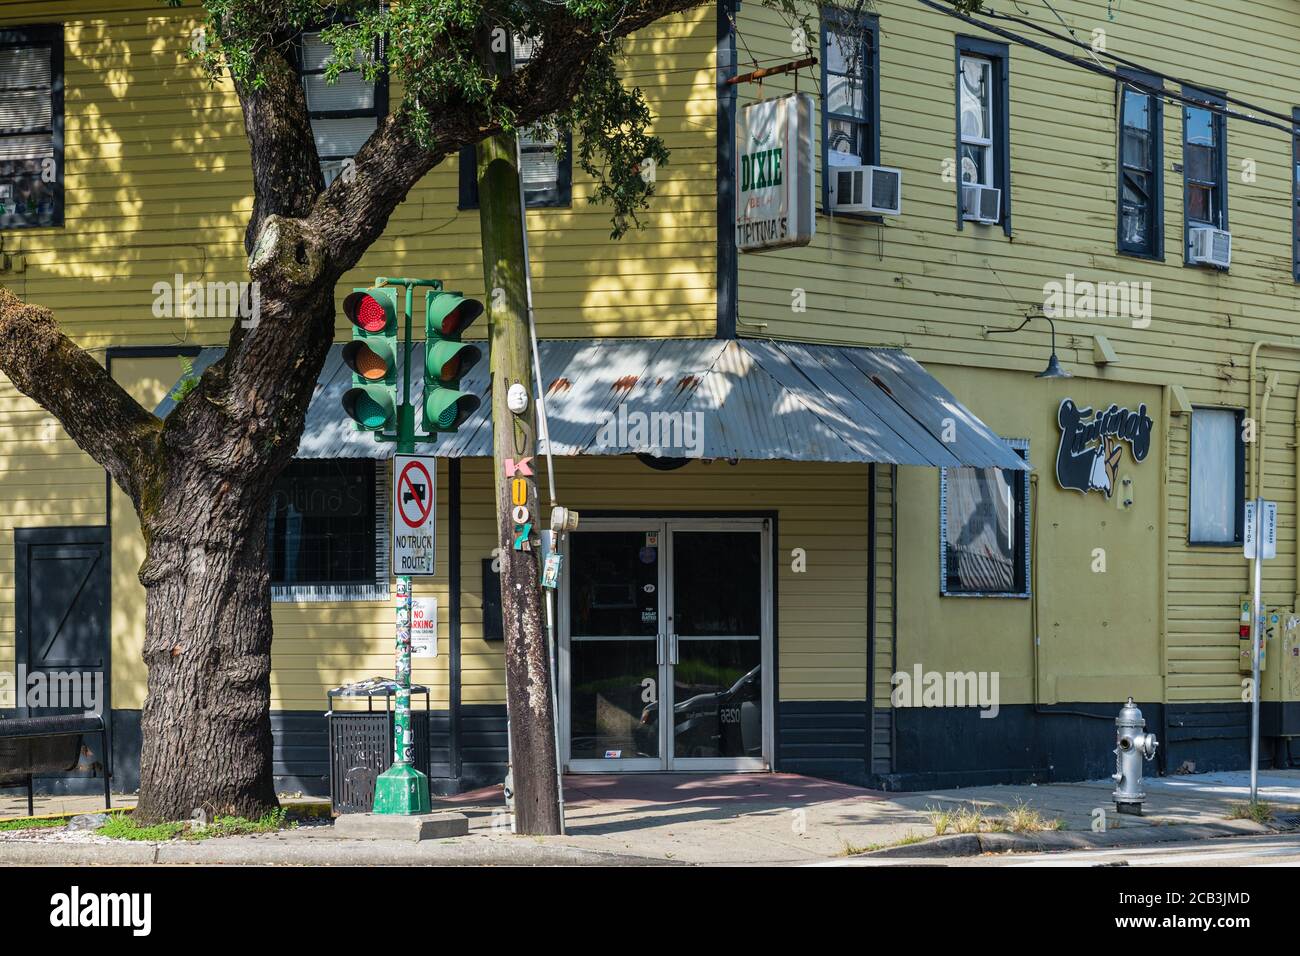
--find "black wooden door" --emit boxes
[14,526,110,782]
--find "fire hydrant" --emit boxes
[1112,697,1159,815]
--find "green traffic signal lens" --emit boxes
[425,389,480,432]
[342,385,395,431]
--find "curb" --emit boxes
[0,835,681,867]
[861,819,1274,859]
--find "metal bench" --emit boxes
[0,714,111,817]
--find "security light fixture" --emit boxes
[987,312,1072,379]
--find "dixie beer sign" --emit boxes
[736,93,815,252]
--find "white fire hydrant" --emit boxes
[1112,697,1159,815]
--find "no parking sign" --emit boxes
[393,454,436,576]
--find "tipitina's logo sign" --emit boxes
[1056,399,1153,498]
[735,92,814,253]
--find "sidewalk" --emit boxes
[3,770,1297,865]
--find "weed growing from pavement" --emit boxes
[929,801,1065,836]
[1226,800,1274,824]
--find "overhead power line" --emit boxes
[917,0,1300,139]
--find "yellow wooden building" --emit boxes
[1,0,1297,797]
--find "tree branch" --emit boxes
[0,285,162,505]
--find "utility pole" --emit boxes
[477,130,563,835]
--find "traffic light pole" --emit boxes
[372,276,440,816]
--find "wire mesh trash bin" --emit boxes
[327,678,431,815]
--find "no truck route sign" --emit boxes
[393,454,436,576]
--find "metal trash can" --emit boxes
[326,678,431,814]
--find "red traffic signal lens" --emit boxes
[353,294,388,333]
[436,298,484,336]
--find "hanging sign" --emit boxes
[393,454,436,575]
[1055,399,1153,499]
[735,92,815,253]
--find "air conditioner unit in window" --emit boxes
[961,183,1002,224]
[829,165,903,216]
[1188,225,1231,268]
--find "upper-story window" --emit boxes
[1118,72,1163,258]
[820,11,878,209]
[0,25,63,229]
[955,37,1010,235]
[297,31,388,187]
[459,35,572,209]
[1182,87,1227,262]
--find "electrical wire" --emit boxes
[918,0,1300,139]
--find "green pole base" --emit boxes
[372,763,432,815]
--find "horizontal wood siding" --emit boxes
[734,0,1300,706]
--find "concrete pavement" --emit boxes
[3,769,1298,865]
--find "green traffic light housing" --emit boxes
[342,285,401,433]
[422,289,484,434]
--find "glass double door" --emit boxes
[561,519,770,772]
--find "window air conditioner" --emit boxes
[1188,225,1231,268]
[829,165,903,216]
[961,183,1001,224]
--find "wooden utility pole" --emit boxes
[476,131,563,835]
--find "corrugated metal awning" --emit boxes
[154,338,1026,470]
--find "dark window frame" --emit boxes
[459,36,572,210]
[1181,84,1228,267]
[1187,406,1245,547]
[267,458,380,589]
[0,24,64,230]
[1116,68,1164,260]
[954,35,1011,237]
[818,8,879,220]
[293,27,390,182]
[939,439,1030,598]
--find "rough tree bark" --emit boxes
[478,132,562,835]
[0,0,714,824]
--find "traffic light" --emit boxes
[422,290,484,433]
[341,286,399,432]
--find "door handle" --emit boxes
[670,633,679,665]
[656,634,664,667]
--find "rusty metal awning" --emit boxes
[155,338,1026,470]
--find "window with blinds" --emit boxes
[297,31,387,187]
[458,35,572,209]
[0,26,63,229]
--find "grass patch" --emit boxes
[837,830,928,857]
[1002,800,1066,833]
[97,808,296,842]
[1227,801,1274,825]
[929,801,1065,836]
[0,817,66,832]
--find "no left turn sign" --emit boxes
[393,454,436,576]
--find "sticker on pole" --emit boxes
[393,454,436,576]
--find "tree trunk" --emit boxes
[133,520,278,823]
[478,132,563,836]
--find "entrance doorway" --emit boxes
[559,518,772,772]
